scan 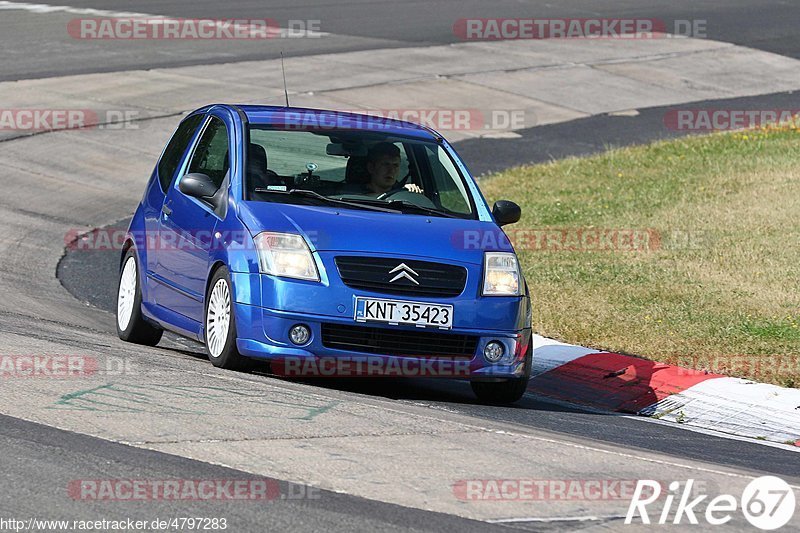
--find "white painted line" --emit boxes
[487,429,800,489]
[524,387,800,452]
[622,413,800,453]
[0,1,153,17]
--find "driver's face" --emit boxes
[367,155,401,193]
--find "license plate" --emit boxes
[354,297,453,329]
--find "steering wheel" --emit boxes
[377,188,404,200]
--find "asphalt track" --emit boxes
[56,86,800,494]
[58,220,800,482]
[4,1,800,530]
[2,0,800,81]
[0,414,516,533]
[457,89,800,175]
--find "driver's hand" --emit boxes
[404,183,424,194]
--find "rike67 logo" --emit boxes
[626,477,796,530]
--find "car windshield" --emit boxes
[244,126,476,218]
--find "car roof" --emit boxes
[229,105,441,141]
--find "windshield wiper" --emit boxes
[254,188,401,214]
[333,196,461,218]
[386,200,461,219]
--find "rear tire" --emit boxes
[471,342,532,404]
[116,249,163,346]
[204,266,251,371]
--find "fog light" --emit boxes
[289,324,311,345]
[484,341,505,363]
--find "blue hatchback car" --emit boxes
[117,104,532,403]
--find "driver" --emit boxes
[363,142,423,196]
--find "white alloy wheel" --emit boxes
[117,256,137,331]
[206,278,231,358]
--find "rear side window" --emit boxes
[157,114,204,191]
[188,117,230,189]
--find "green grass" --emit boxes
[480,126,800,386]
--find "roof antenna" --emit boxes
[280,51,290,107]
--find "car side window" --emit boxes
[424,145,471,214]
[187,117,230,189]
[157,114,204,192]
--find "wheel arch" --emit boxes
[205,261,228,302]
[120,238,135,268]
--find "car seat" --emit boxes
[247,143,282,190]
[339,155,372,194]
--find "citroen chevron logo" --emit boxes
[389,263,419,285]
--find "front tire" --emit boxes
[471,342,532,404]
[116,249,163,346]
[204,267,251,371]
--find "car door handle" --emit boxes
[161,204,172,217]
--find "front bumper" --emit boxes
[234,304,531,380]
[230,250,531,380]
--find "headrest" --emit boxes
[345,156,370,184]
[248,143,268,169]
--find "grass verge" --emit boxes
[481,126,800,387]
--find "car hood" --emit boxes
[238,201,510,265]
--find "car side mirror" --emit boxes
[492,200,521,227]
[179,173,219,200]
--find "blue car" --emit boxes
[116,104,532,403]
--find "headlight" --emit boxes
[253,232,319,281]
[482,252,521,296]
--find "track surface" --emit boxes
[0,415,517,533]
[4,1,800,530]
[58,218,800,480]
[2,0,800,81]
[457,90,800,175]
